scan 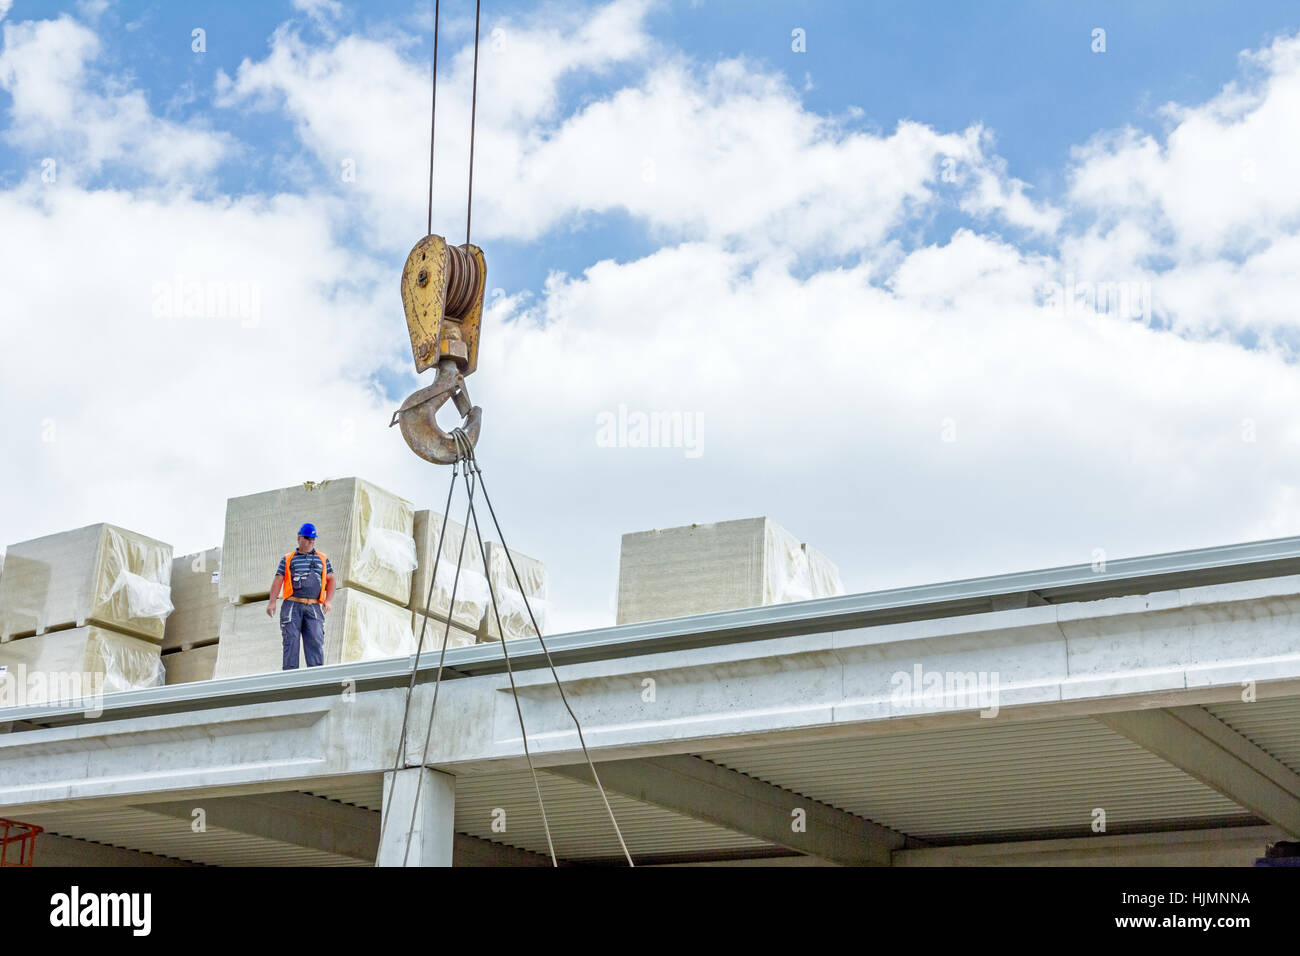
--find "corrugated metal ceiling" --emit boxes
[22,805,367,867]
[1207,696,1300,774]
[307,770,772,863]
[697,715,1255,843]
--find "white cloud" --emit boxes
[1069,34,1300,258]
[215,3,1042,254]
[0,15,231,184]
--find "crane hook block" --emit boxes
[400,234,486,376]
[393,234,487,464]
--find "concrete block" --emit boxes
[480,542,549,642]
[0,524,173,643]
[409,510,487,630]
[0,626,165,698]
[615,517,827,624]
[219,478,416,606]
[162,644,219,685]
[213,587,416,679]
[163,547,223,651]
[412,612,478,651]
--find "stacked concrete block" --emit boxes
[219,478,417,605]
[479,542,549,642]
[409,510,489,632]
[0,626,165,698]
[162,644,219,685]
[615,517,844,625]
[213,587,416,679]
[0,524,173,643]
[163,547,223,652]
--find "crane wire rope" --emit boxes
[380,1,631,867]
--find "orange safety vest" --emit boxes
[282,550,329,602]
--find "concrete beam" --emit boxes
[144,788,548,866]
[143,791,381,861]
[895,824,1283,867]
[34,833,197,867]
[550,754,906,866]
[1096,706,1300,837]
[0,691,407,809]
[377,768,454,867]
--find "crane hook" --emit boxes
[390,357,482,465]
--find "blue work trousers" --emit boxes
[281,600,325,669]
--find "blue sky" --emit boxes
[8,0,1299,286]
[2,0,1300,631]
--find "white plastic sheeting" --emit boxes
[805,544,846,599]
[0,524,173,643]
[337,588,417,663]
[484,586,551,642]
[0,626,165,702]
[484,543,549,641]
[763,522,814,605]
[107,570,175,621]
[429,564,491,627]
[410,510,488,629]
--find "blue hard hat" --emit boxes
[298,523,318,539]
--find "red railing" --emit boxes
[0,818,42,866]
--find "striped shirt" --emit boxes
[276,550,334,601]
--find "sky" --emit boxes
[1,0,1299,633]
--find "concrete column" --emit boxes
[377,767,455,867]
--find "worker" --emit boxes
[266,523,335,670]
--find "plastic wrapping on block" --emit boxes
[486,542,548,599]
[338,588,417,663]
[410,510,486,627]
[348,480,417,604]
[358,527,419,575]
[0,626,165,703]
[763,521,814,605]
[485,586,551,642]
[107,570,175,621]
[805,544,845,598]
[0,524,173,643]
[88,629,168,693]
[428,565,490,628]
